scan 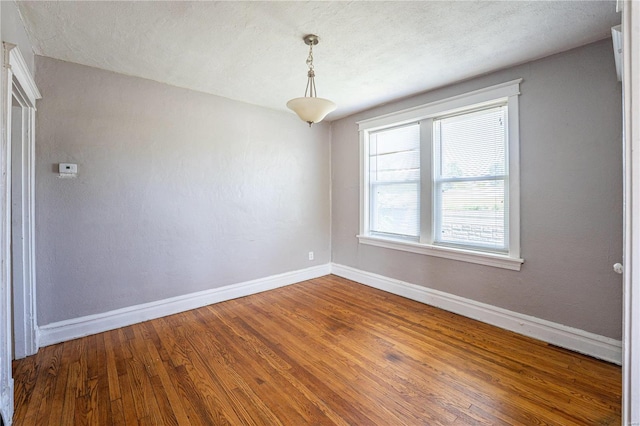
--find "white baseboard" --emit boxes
[331,263,622,365]
[37,262,622,365]
[38,264,331,347]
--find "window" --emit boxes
[434,106,507,251]
[358,80,523,270]
[369,124,420,239]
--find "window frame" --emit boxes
[368,122,421,240]
[357,79,524,271]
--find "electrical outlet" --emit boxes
[308,251,314,261]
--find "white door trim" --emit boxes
[6,46,40,106]
[0,43,40,425]
[4,43,40,360]
[0,40,13,426]
[10,77,37,359]
[622,1,640,424]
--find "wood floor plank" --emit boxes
[104,330,122,402]
[12,275,621,425]
[60,361,79,425]
[31,344,64,426]
[116,362,140,426]
[108,397,125,425]
[91,333,111,425]
[45,338,78,425]
[144,338,192,425]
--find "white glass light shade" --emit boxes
[286,97,336,124]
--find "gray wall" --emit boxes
[1,0,34,76]
[331,39,623,339]
[35,56,331,325]
[34,39,624,340]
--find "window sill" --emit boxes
[357,235,524,271]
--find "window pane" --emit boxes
[438,107,506,178]
[371,183,419,237]
[369,124,420,238]
[434,106,508,252]
[437,180,506,250]
[372,150,420,177]
[370,124,420,156]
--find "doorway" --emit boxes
[10,84,36,360]
[0,43,41,425]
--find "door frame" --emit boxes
[10,56,38,360]
[0,43,40,425]
[622,1,640,424]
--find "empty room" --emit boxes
[1,1,639,425]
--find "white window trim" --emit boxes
[357,79,524,271]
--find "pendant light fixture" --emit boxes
[286,34,336,126]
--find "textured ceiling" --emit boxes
[17,1,620,121]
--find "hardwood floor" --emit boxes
[12,275,621,425]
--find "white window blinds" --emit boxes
[369,124,420,238]
[434,106,508,251]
